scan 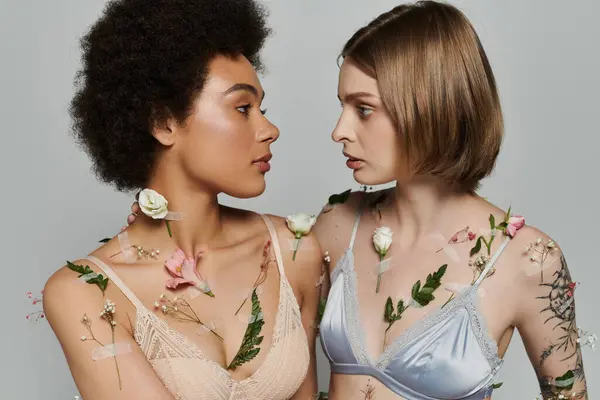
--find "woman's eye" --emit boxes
[357,106,374,117]
[236,104,251,115]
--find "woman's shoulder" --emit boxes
[43,258,111,325]
[471,198,565,283]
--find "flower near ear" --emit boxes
[505,215,525,237]
[286,213,317,260]
[139,189,169,219]
[138,188,182,237]
[373,227,393,258]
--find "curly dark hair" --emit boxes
[70,0,271,191]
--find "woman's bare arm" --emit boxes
[514,230,588,399]
[44,262,175,400]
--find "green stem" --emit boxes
[293,234,302,261]
[111,327,122,390]
[375,255,384,293]
[165,220,172,237]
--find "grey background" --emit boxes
[1,0,598,398]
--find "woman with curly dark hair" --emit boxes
[42,0,321,399]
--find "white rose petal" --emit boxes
[373,227,394,257]
[286,213,317,236]
[138,189,169,220]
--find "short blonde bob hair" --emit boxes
[341,0,503,192]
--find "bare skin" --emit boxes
[311,59,587,400]
[44,55,321,400]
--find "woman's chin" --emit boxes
[353,169,395,186]
[224,180,266,199]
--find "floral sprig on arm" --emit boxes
[138,189,183,238]
[373,227,393,293]
[383,265,447,345]
[525,237,558,283]
[286,213,317,261]
[227,288,265,370]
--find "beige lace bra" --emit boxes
[85,215,309,400]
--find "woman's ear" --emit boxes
[151,116,178,147]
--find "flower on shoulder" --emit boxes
[286,213,317,260]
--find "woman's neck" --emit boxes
[392,177,472,249]
[131,175,224,258]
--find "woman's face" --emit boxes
[332,58,400,186]
[166,54,279,198]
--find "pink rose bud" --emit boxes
[505,215,525,237]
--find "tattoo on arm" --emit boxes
[535,254,587,399]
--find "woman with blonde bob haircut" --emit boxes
[316,1,589,399]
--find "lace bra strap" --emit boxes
[473,235,511,287]
[83,256,147,311]
[260,214,286,278]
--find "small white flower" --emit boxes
[372,227,393,258]
[547,240,556,249]
[111,320,117,327]
[154,301,160,308]
[161,305,168,314]
[138,188,169,220]
[286,212,317,261]
[286,213,317,237]
[536,238,543,244]
[160,293,166,299]
[80,336,87,341]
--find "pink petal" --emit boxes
[164,249,187,277]
[166,278,197,290]
[506,224,517,237]
[180,258,202,283]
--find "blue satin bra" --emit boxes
[320,208,509,399]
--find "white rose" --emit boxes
[373,226,393,258]
[286,213,317,237]
[138,189,169,219]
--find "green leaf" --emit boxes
[492,382,503,389]
[384,297,394,323]
[497,221,508,229]
[421,287,434,294]
[555,370,575,390]
[66,261,85,275]
[66,261,108,293]
[99,238,111,243]
[411,281,421,299]
[227,288,265,370]
[328,189,352,205]
[489,214,496,231]
[432,264,447,281]
[317,298,327,324]
[470,236,482,257]
[506,206,512,222]
[397,299,405,315]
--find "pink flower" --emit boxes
[164,249,202,289]
[505,215,525,237]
